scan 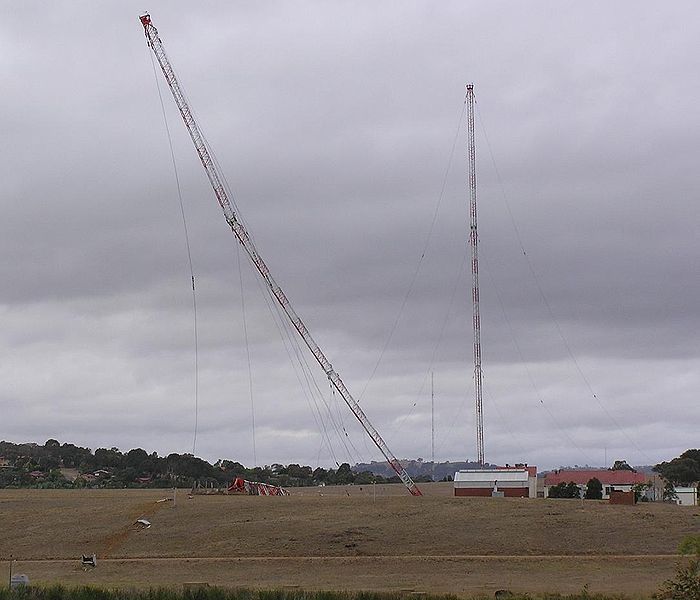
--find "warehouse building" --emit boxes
[454,464,537,498]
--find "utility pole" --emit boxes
[431,371,435,480]
[466,84,485,467]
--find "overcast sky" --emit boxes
[1,1,698,473]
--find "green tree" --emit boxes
[334,463,354,485]
[312,467,329,484]
[219,460,245,473]
[548,482,564,498]
[655,450,700,486]
[565,481,581,498]
[354,471,377,485]
[38,454,61,471]
[611,459,635,471]
[632,481,652,502]
[585,477,603,499]
[549,481,580,499]
[94,447,124,469]
[125,448,149,470]
[60,443,92,468]
[663,481,679,502]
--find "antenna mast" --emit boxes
[466,84,485,466]
[139,14,422,496]
[431,371,435,480]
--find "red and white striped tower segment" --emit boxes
[228,477,290,496]
[139,14,422,496]
[466,84,485,466]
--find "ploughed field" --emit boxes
[1,483,697,597]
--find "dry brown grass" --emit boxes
[1,483,697,597]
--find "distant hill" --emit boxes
[352,459,498,482]
[545,463,656,475]
[355,460,656,481]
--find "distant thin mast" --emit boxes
[466,84,485,466]
[431,371,435,479]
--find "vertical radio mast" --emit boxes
[139,14,421,496]
[431,371,435,479]
[466,84,485,466]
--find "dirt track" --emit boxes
[1,485,697,597]
[10,556,682,596]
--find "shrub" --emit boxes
[680,535,700,556]
[655,558,700,600]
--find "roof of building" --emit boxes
[500,464,537,477]
[455,468,530,483]
[544,469,647,486]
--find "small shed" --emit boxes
[609,490,636,505]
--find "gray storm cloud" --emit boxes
[0,1,697,471]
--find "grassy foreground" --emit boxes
[0,588,640,600]
[4,489,695,596]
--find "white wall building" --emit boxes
[454,466,537,498]
[675,485,698,506]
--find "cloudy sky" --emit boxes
[1,1,698,472]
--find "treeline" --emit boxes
[0,439,427,489]
[653,449,700,485]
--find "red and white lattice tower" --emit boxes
[465,84,485,466]
[139,14,422,496]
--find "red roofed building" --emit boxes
[544,469,648,499]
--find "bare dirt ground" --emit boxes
[1,483,698,597]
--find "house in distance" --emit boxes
[544,469,647,499]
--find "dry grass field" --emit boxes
[1,483,698,597]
